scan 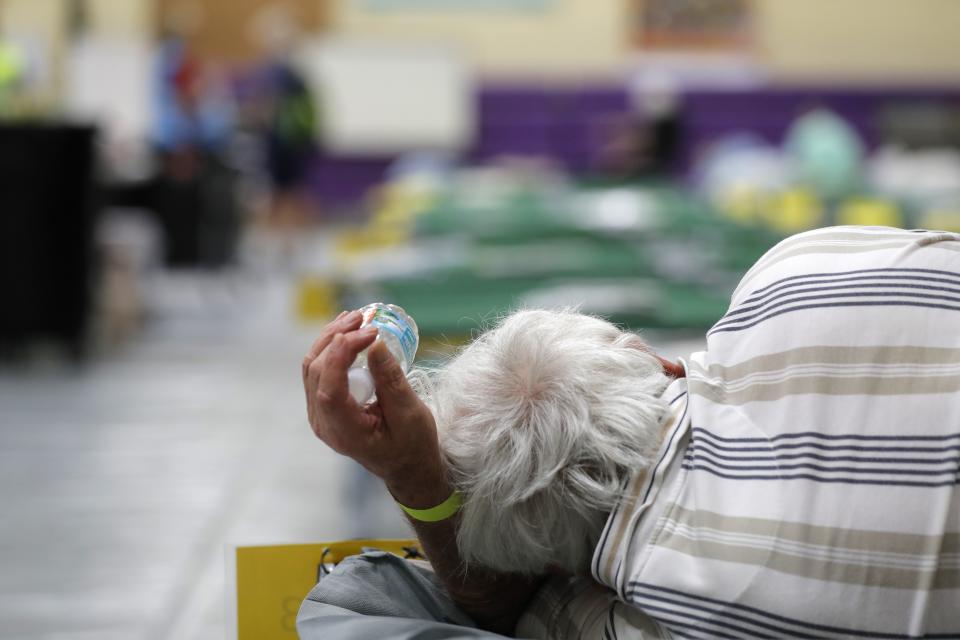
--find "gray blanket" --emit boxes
[297,551,513,639]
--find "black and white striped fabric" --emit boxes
[589,227,960,639]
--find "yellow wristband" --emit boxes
[396,490,462,523]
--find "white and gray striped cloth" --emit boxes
[522,226,960,639]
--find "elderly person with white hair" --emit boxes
[300,226,960,640]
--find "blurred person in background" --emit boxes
[153,4,233,173]
[600,72,683,180]
[245,3,318,243]
[299,226,960,639]
[152,3,238,267]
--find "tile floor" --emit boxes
[0,271,408,640]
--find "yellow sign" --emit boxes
[232,539,421,640]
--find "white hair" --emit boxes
[423,309,670,576]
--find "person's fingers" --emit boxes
[367,339,419,418]
[316,328,378,407]
[309,334,349,441]
[304,310,361,364]
[310,330,380,451]
[303,311,364,400]
[302,310,363,379]
[306,344,332,415]
[344,326,379,352]
[303,314,349,424]
[302,311,345,379]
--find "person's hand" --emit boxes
[305,313,539,636]
[302,310,446,502]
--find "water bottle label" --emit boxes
[365,305,418,365]
[376,322,417,364]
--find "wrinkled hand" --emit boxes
[302,310,443,490]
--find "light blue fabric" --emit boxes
[151,38,232,152]
[297,551,514,639]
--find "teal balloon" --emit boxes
[785,108,865,199]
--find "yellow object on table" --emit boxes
[921,210,960,233]
[837,197,903,228]
[765,188,824,233]
[296,277,339,322]
[229,539,421,640]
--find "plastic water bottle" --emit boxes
[347,303,419,405]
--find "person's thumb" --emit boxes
[367,340,417,412]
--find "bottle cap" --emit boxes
[347,368,375,405]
